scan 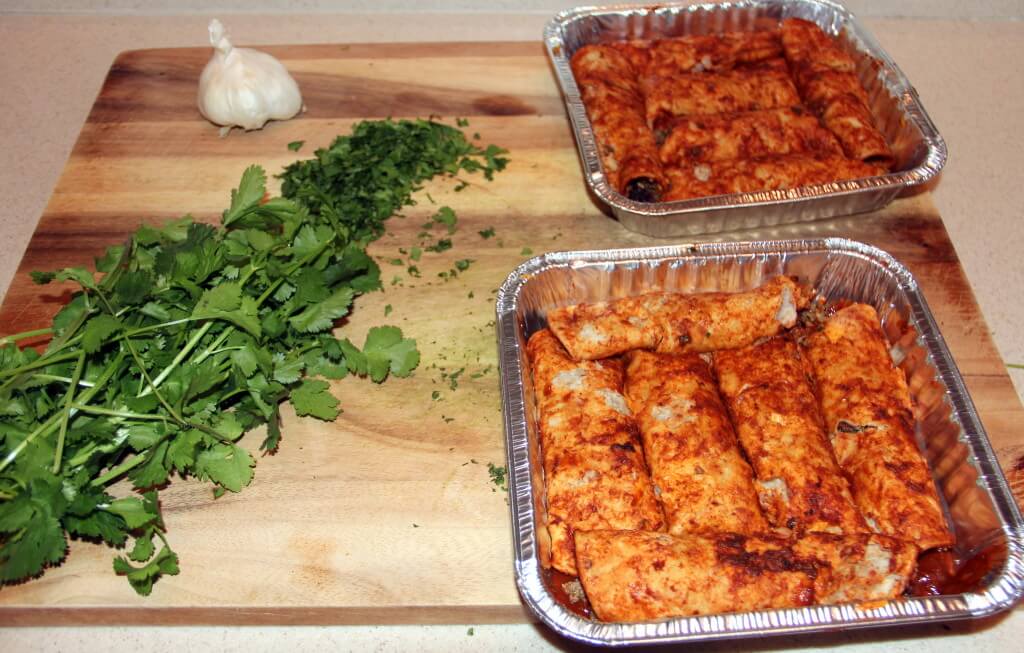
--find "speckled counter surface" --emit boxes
[0,12,1022,652]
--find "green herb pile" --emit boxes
[0,118,507,595]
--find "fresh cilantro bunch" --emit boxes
[0,165,418,595]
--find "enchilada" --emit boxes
[526,329,665,575]
[714,337,868,536]
[657,106,843,167]
[662,153,885,201]
[781,18,893,167]
[803,304,953,551]
[574,529,919,622]
[643,59,801,129]
[570,44,668,201]
[632,30,783,79]
[623,350,768,537]
[547,275,811,361]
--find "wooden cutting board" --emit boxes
[0,42,1021,625]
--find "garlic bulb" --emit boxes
[197,19,303,133]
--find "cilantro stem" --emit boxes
[192,326,233,366]
[0,327,54,345]
[94,287,189,430]
[52,351,86,474]
[30,373,95,387]
[91,452,148,487]
[138,322,213,397]
[70,404,171,422]
[0,352,124,474]
[123,317,197,337]
[0,350,82,380]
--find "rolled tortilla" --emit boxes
[658,106,842,166]
[714,336,869,536]
[643,59,800,130]
[803,304,954,551]
[636,29,783,78]
[526,329,665,575]
[624,350,768,537]
[574,529,820,622]
[780,18,893,168]
[571,44,668,201]
[547,276,811,361]
[662,152,886,201]
[574,529,917,622]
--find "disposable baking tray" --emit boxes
[543,1,948,236]
[495,238,1024,646]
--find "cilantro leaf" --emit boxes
[81,314,123,353]
[196,443,254,492]
[192,283,261,337]
[167,429,203,473]
[95,245,126,273]
[222,165,267,227]
[288,287,355,333]
[260,404,282,453]
[128,533,155,562]
[287,140,305,152]
[362,326,420,382]
[289,379,340,420]
[104,497,159,529]
[113,544,179,597]
[272,354,305,384]
[432,206,458,234]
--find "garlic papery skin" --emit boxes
[197,19,303,132]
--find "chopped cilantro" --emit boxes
[478,227,495,239]
[426,239,452,253]
[488,463,508,492]
[520,247,533,256]
[431,206,458,234]
[287,140,304,152]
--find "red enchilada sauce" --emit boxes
[907,543,1006,597]
[545,569,592,618]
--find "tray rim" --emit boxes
[495,237,1024,646]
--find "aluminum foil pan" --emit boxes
[496,239,1023,646]
[543,1,948,237]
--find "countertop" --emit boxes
[1,11,1022,652]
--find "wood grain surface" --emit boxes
[0,41,1021,625]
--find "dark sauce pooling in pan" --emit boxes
[906,543,1006,597]
[625,177,662,203]
[545,569,593,619]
